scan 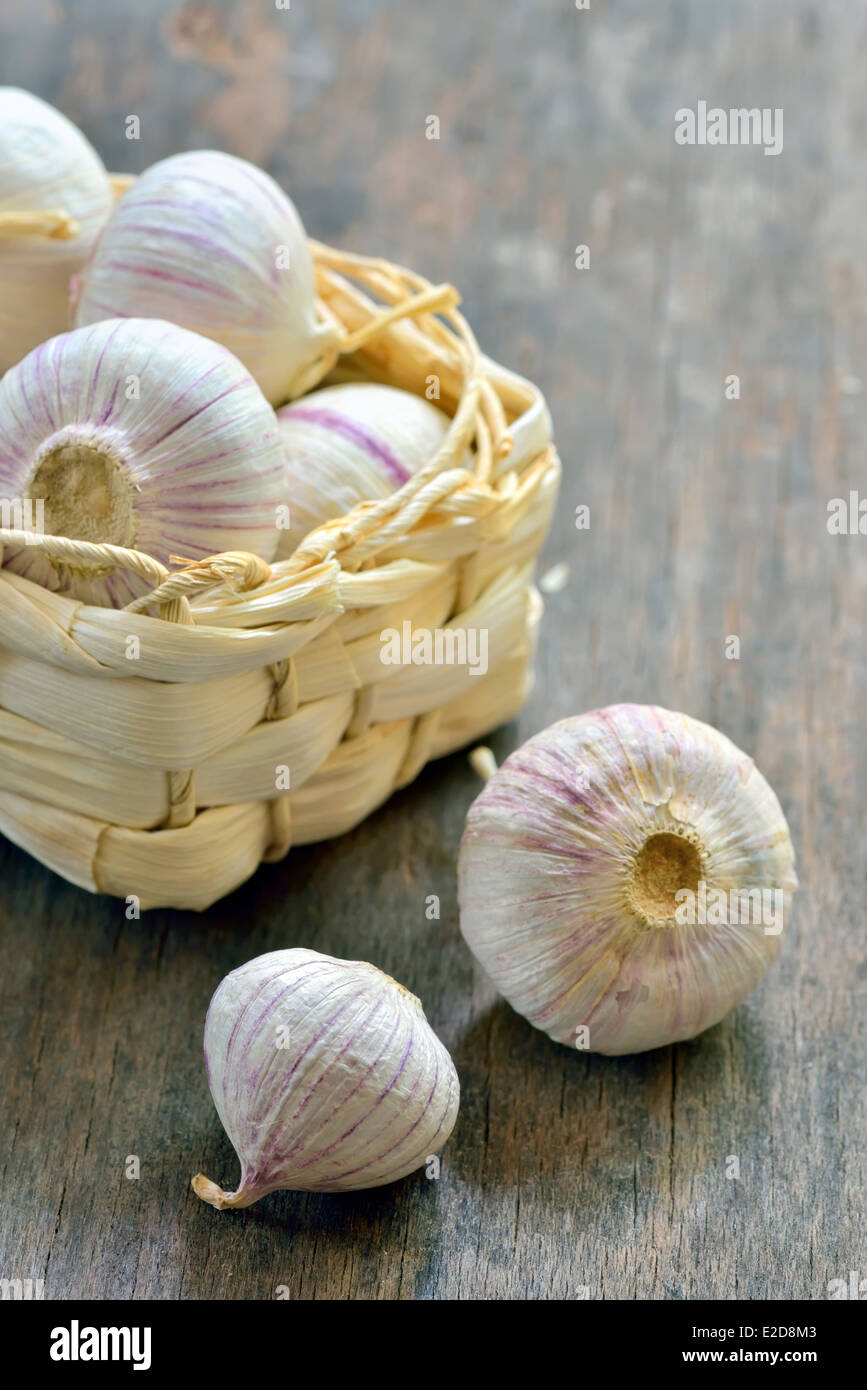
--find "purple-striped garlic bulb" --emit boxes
[0,317,284,606]
[458,705,798,1055]
[192,949,460,1208]
[275,382,451,558]
[72,150,334,408]
[0,88,113,373]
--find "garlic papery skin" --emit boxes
[275,382,451,558]
[0,88,113,374]
[0,317,284,606]
[192,948,460,1207]
[458,705,798,1056]
[72,149,334,408]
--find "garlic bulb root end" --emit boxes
[628,829,705,926]
[29,435,136,550]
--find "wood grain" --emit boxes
[1,0,865,1300]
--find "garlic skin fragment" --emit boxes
[275,382,451,558]
[458,705,798,1055]
[192,948,460,1207]
[0,88,113,374]
[72,149,333,408]
[0,317,285,606]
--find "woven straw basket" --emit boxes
[0,187,560,910]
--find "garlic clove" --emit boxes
[458,704,798,1055]
[275,382,453,557]
[0,88,114,373]
[193,948,460,1206]
[0,317,285,605]
[72,149,333,408]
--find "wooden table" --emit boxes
[1,0,864,1300]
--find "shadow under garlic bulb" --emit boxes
[458,704,798,1055]
[275,382,452,558]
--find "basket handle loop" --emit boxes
[0,174,132,243]
[123,550,273,616]
[338,282,461,355]
[0,208,81,240]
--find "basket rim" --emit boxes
[0,234,556,628]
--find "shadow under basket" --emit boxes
[0,240,560,910]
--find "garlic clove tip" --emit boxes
[191,1173,258,1211]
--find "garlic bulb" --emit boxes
[72,149,333,408]
[0,317,284,606]
[458,705,798,1055]
[0,88,113,374]
[275,382,451,557]
[192,948,460,1207]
